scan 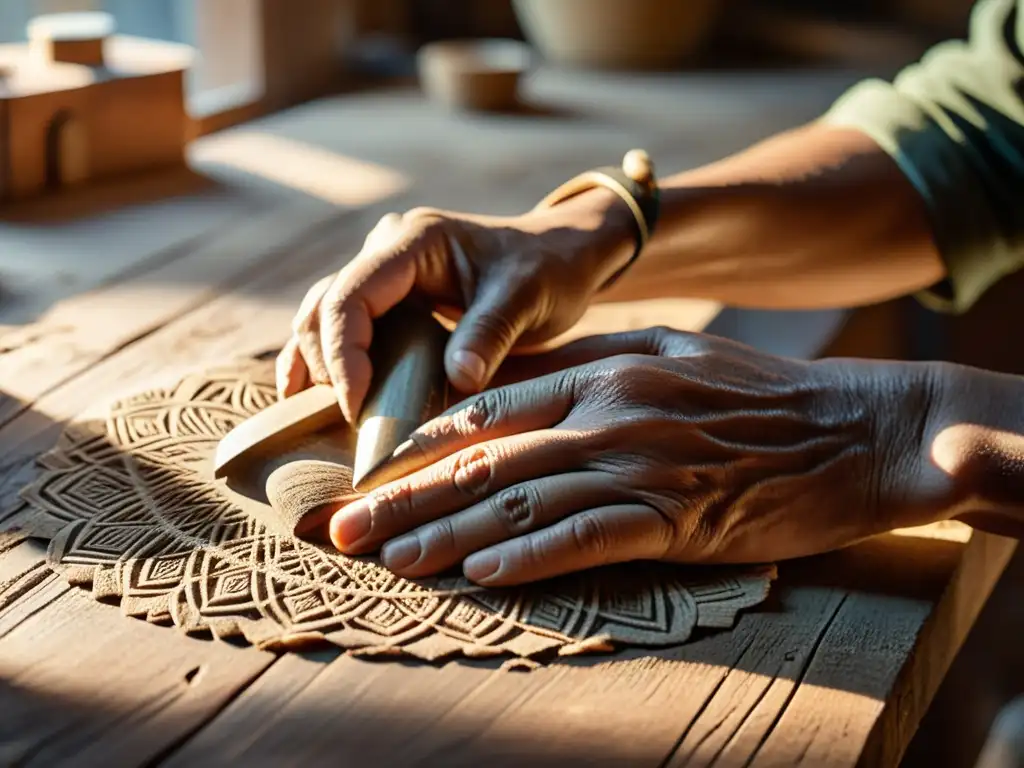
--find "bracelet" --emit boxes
[534,149,660,290]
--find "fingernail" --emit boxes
[451,349,486,387]
[463,550,501,583]
[381,536,422,571]
[330,498,372,551]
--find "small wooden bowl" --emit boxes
[417,39,532,112]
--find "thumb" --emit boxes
[445,276,539,393]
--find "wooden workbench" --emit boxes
[0,69,1015,767]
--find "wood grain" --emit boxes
[158,530,1016,767]
[0,200,341,427]
[0,589,274,767]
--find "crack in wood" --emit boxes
[0,324,75,356]
[657,630,759,768]
[743,593,849,767]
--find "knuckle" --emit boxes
[647,326,676,353]
[570,512,611,558]
[291,277,333,332]
[367,484,414,530]
[374,211,403,230]
[607,353,644,375]
[450,446,494,498]
[488,485,540,534]
[474,310,520,346]
[318,297,344,338]
[423,516,457,554]
[593,354,646,398]
[291,306,317,335]
[459,392,503,433]
[669,330,712,357]
[363,212,403,249]
[405,205,440,222]
[648,505,679,557]
[517,533,543,570]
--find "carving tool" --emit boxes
[213,300,448,495]
[351,300,449,492]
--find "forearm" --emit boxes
[599,0,1024,313]
[595,122,946,309]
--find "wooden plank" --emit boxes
[666,589,848,766]
[0,244,1001,767]
[0,198,340,427]
[155,586,847,767]
[0,538,68,641]
[747,531,1016,767]
[0,571,69,640]
[157,529,1014,768]
[0,588,274,767]
[0,167,262,326]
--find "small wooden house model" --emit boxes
[0,11,193,203]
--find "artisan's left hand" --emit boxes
[324,328,948,586]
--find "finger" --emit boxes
[318,270,375,423]
[328,428,584,554]
[444,259,540,394]
[275,335,308,398]
[463,504,674,586]
[291,273,335,335]
[318,215,420,422]
[380,371,575,481]
[295,313,331,387]
[290,274,335,387]
[380,471,626,578]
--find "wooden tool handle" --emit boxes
[360,300,449,427]
[352,300,449,491]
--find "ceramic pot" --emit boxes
[417,38,532,112]
[511,0,720,70]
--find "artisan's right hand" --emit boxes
[276,188,636,422]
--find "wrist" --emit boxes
[818,358,954,531]
[526,186,637,292]
[925,363,1024,526]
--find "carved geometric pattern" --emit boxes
[19,360,775,661]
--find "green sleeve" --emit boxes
[821,0,1024,313]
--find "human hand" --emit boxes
[313,327,947,586]
[276,188,636,423]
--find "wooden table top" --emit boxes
[0,70,1015,768]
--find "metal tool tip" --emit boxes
[352,416,419,493]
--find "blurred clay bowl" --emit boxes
[512,0,721,69]
[417,39,532,112]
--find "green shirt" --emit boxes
[822,0,1024,313]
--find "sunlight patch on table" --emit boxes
[189,132,411,207]
[890,520,972,543]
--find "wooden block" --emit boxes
[213,384,343,479]
[0,12,191,203]
[27,12,115,67]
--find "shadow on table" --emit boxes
[0,651,893,768]
[0,166,224,226]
